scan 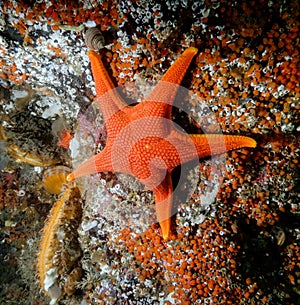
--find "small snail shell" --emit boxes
[84,27,105,51]
[272,226,285,246]
[43,166,71,194]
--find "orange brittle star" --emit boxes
[67,47,256,240]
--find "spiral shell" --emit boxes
[84,27,105,51]
[43,166,71,194]
[38,187,83,304]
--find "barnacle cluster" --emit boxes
[0,0,299,304]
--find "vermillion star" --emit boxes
[67,47,256,240]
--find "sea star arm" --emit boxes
[135,47,198,120]
[186,133,257,161]
[67,147,113,181]
[87,50,128,122]
[190,134,257,159]
[160,47,198,83]
[152,172,174,240]
[166,130,256,167]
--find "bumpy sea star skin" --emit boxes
[67,47,256,240]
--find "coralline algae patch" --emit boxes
[0,0,299,305]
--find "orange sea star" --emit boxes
[67,47,256,240]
